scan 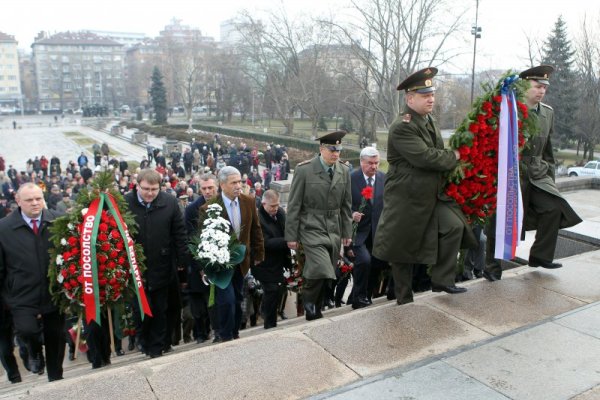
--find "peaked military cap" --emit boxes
[519,65,554,86]
[315,130,347,150]
[397,67,438,93]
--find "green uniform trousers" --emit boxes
[391,201,464,304]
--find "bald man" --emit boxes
[0,183,65,382]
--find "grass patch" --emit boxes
[64,131,84,137]
[72,138,97,146]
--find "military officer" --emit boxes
[483,65,582,281]
[285,131,353,320]
[373,67,477,304]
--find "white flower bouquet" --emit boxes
[189,203,246,289]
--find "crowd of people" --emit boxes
[0,64,581,385]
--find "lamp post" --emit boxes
[470,0,481,105]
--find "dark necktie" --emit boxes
[328,167,334,180]
[31,219,39,235]
[367,177,374,205]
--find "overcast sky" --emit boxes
[2,0,599,74]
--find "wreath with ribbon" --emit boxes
[48,172,152,324]
[444,72,537,225]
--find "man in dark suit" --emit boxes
[0,183,65,381]
[200,166,264,342]
[125,169,190,358]
[184,173,218,343]
[254,190,291,329]
[348,147,385,309]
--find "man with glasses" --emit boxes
[125,169,189,358]
[285,131,352,320]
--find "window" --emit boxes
[8,75,16,80]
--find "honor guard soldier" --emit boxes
[285,131,353,320]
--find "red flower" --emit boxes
[469,123,480,134]
[62,251,71,261]
[97,254,108,264]
[110,230,121,240]
[115,241,125,250]
[110,250,119,259]
[97,233,109,242]
[99,223,109,232]
[360,186,374,201]
[100,243,111,252]
[108,261,117,269]
[117,257,126,266]
[61,269,68,278]
[68,264,77,274]
[108,219,118,228]
[67,236,78,247]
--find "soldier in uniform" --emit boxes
[373,68,477,304]
[285,131,353,320]
[483,65,582,281]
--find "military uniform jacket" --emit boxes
[521,103,581,231]
[285,156,352,279]
[373,106,475,264]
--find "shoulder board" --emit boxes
[402,113,412,123]
[338,160,351,169]
[296,159,311,167]
[540,102,553,110]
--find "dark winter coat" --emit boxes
[0,208,61,314]
[253,206,291,284]
[125,190,190,291]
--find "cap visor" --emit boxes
[415,87,436,94]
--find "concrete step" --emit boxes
[2,248,599,399]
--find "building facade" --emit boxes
[31,31,125,112]
[0,32,22,114]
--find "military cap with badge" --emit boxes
[519,65,554,85]
[315,130,347,152]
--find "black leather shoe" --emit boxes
[529,256,562,269]
[116,349,125,356]
[279,311,288,320]
[10,376,22,384]
[304,302,319,321]
[482,270,500,282]
[474,270,484,279]
[431,284,468,294]
[325,299,335,309]
[352,297,370,310]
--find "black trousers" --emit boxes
[141,286,169,356]
[189,292,211,340]
[215,267,243,340]
[12,310,65,381]
[0,308,20,382]
[261,282,282,329]
[86,318,110,368]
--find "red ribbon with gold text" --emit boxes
[80,197,103,324]
[104,193,153,318]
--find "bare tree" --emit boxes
[327,0,468,134]
[162,36,214,128]
[573,15,600,160]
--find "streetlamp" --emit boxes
[470,0,482,105]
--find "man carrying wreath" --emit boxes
[483,65,582,281]
[373,68,477,305]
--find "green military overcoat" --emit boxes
[373,107,476,264]
[521,103,581,232]
[285,156,352,279]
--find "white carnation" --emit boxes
[56,254,64,266]
[81,208,89,216]
[67,223,74,230]
[60,238,67,246]
[57,273,64,283]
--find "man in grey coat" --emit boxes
[373,68,476,305]
[285,131,352,320]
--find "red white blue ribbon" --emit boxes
[495,78,523,260]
